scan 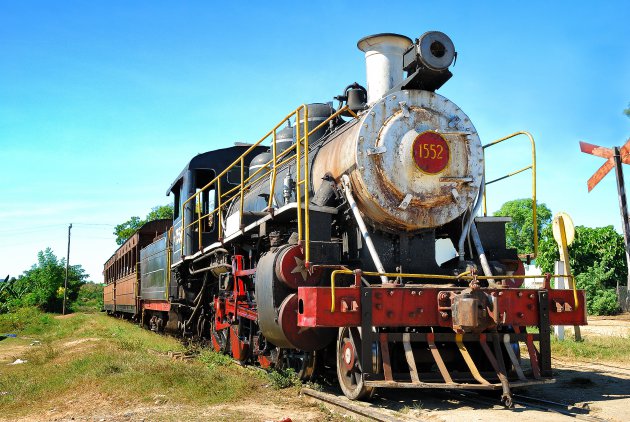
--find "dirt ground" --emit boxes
[11,395,331,422]
[371,315,630,422]
[364,358,630,422]
[572,315,630,337]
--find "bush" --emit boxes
[537,225,626,290]
[0,248,88,314]
[575,264,620,316]
[70,283,104,312]
[0,307,55,334]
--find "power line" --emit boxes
[0,223,116,235]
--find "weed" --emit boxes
[401,401,424,414]
[23,343,60,364]
[117,337,143,352]
[198,350,232,369]
[267,368,301,389]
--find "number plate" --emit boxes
[411,131,450,174]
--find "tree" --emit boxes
[494,199,552,255]
[1,248,88,313]
[71,282,104,312]
[114,204,173,245]
[624,102,630,119]
[113,216,144,246]
[146,204,174,221]
[537,225,625,316]
[537,225,626,288]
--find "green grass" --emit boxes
[0,309,270,419]
[524,325,630,363]
[550,335,630,362]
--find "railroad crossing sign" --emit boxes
[581,137,630,310]
[580,139,630,192]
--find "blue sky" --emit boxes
[1,1,629,282]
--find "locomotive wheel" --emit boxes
[211,322,228,353]
[276,348,318,381]
[336,327,375,400]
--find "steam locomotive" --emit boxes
[103,31,587,405]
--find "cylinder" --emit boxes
[357,33,412,104]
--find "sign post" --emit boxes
[580,139,630,311]
[552,212,580,341]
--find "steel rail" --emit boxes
[301,388,420,422]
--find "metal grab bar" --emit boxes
[482,131,538,258]
[328,268,574,313]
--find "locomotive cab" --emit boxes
[167,145,266,263]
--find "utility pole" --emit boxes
[613,147,630,310]
[62,223,72,315]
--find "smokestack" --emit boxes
[357,33,412,104]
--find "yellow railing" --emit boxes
[481,131,538,258]
[180,104,357,266]
[328,269,576,312]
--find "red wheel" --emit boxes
[336,327,376,400]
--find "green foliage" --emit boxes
[537,225,626,289]
[537,225,625,316]
[113,215,143,246]
[267,367,301,389]
[198,350,233,369]
[146,204,174,221]
[575,265,620,315]
[494,199,552,255]
[0,306,56,334]
[114,204,173,245]
[0,248,88,313]
[624,102,630,118]
[70,283,104,312]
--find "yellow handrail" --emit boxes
[179,104,357,261]
[328,269,575,312]
[482,131,538,258]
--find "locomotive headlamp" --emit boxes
[402,31,456,91]
[417,31,456,71]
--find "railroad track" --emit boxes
[302,388,422,422]
[441,389,607,421]
[552,357,630,378]
[303,386,608,422]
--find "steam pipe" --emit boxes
[470,223,495,284]
[459,175,485,262]
[341,175,388,283]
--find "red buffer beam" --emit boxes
[297,286,587,328]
